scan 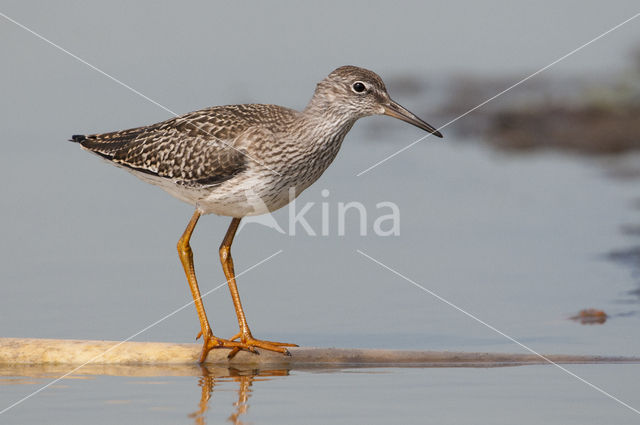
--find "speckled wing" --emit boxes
[72,104,296,187]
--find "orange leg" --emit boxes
[178,210,243,363]
[213,217,297,358]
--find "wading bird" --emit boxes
[71,66,442,362]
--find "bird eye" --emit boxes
[352,82,366,93]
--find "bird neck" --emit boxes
[301,95,358,143]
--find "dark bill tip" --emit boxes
[383,100,443,138]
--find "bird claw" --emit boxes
[224,335,296,359]
[197,330,295,361]
[198,330,243,363]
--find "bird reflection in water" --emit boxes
[189,366,289,424]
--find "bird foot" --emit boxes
[197,330,247,363]
[225,332,298,359]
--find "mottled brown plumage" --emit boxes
[70,65,442,362]
[73,104,299,187]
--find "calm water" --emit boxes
[1,364,640,424]
[2,1,640,423]
[1,139,639,423]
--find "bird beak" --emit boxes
[382,100,443,138]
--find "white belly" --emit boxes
[128,167,310,217]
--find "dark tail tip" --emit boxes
[70,134,86,143]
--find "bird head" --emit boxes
[311,65,442,137]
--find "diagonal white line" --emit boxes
[0,11,282,176]
[0,249,283,415]
[356,11,640,176]
[357,249,640,416]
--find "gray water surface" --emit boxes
[2,139,639,423]
[2,364,640,424]
[2,1,640,423]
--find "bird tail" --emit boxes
[69,133,119,161]
[69,131,132,159]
